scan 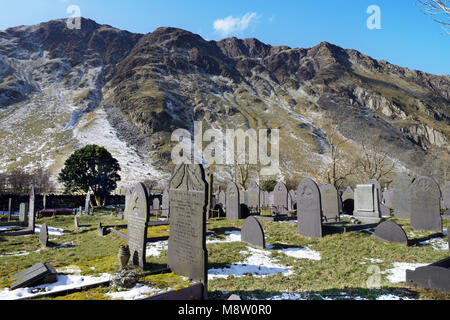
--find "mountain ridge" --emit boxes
[0,18,448,190]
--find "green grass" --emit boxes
[0,212,448,300]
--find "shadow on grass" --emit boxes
[209,286,420,301]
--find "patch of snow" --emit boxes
[146,240,168,257]
[208,246,293,279]
[206,231,241,244]
[106,284,165,300]
[384,262,429,283]
[34,224,65,236]
[274,246,321,261]
[376,294,414,300]
[0,273,111,300]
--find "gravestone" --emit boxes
[11,263,57,290]
[247,181,260,212]
[168,164,208,298]
[406,257,450,294]
[410,176,442,232]
[39,223,49,247]
[383,188,394,208]
[241,216,265,249]
[162,188,170,217]
[226,182,241,220]
[374,220,408,245]
[342,187,354,215]
[127,183,150,269]
[239,190,248,206]
[320,184,340,222]
[124,186,134,221]
[8,198,12,221]
[84,192,91,215]
[263,191,270,207]
[43,194,47,210]
[152,198,160,212]
[218,190,226,211]
[297,178,322,239]
[28,185,35,231]
[273,182,288,215]
[74,215,79,229]
[19,203,28,223]
[392,174,414,219]
[367,179,390,217]
[443,182,450,212]
[353,184,381,223]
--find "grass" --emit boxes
[0,211,448,300]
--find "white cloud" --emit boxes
[213,12,259,36]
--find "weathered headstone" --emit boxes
[28,185,35,231]
[342,186,354,215]
[241,216,265,249]
[410,176,442,232]
[383,188,394,208]
[297,178,322,239]
[162,188,170,217]
[392,174,414,219]
[11,263,57,290]
[226,182,241,220]
[443,181,450,211]
[127,183,150,269]
[353,184,381,223]
[273,182,288,215]
[247,181,260,213]
[320,184,340,222]
[374,220,408,245]
[124,186,134,221]
[168,164,208,298]
[8,198,12,221]
[84,192,91,215]
[39,223,49,247]
[218,190,226,211]
[19,203,28,223]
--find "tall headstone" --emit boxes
[84,192,91,215]
[8,198,12,222]
[443,181,450,211]
[124,186,134,221]
[127,183,150,269]
[367,179,382,202]
[392,174,414,219]
[19,203,28,223]
[273,182,288,215]
[168,164,208,298]
[342,187,354,215]
[353,184,381,223]
[297,178,322,239]
[28,185,35,231]
[39,223,49,247]
[247,181,260,212]
[319,184,340,222]
[226,182,241,220]
[218,190,226,212]
[43,194,47,210]
[410,176,442,232]
[368,179,389,217]
[241,216,265,249]
[162,188,170,217]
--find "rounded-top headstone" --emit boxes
[392,174,414,219]
[274,182,288,215]
[297,178,322,239]
[226,182,241,220]
[319,184,340,222]
[241,216,265,249]
[247,181,261,211]
[410,176,442,232]
[374,220,408,245]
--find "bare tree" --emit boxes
[416,0,450,34]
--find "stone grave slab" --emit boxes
[410,176,442,232]
[241,216,265,249]
[11,263,57,290]
[374,220,408,245]
[297,178,322,239]
[406,257,450,294]
[226,182,241,220]
[168,164,208,298]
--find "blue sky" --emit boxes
[0,0,448,75]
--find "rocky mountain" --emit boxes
[0,18,448,190]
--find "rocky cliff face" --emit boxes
[0,18,448,189]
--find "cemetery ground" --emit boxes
[0,209,448,300]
